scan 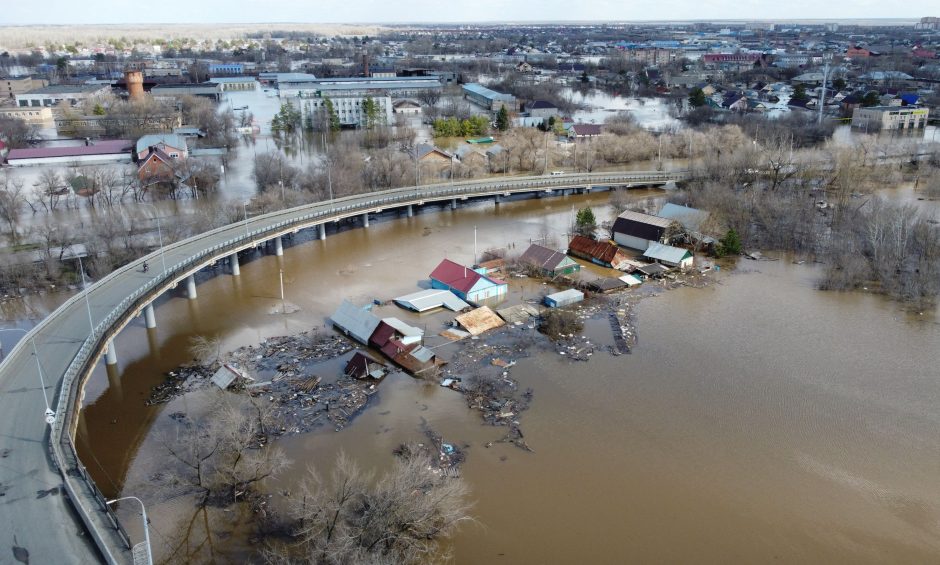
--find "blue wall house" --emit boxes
[429,259,508,305]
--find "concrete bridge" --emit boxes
[0,169,686,564]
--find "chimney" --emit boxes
[362,52,369,78]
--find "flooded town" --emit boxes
[1,10,940,565]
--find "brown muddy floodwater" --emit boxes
[76,190,940,564]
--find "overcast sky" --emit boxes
[1,0,934,25]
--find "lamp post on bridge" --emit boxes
[0,328,55,426]
[106,496,153,565]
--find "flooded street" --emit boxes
[72,189,940,563]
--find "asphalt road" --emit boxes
[0,170,685,564]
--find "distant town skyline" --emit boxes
[1,0,936,26]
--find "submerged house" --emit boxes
[330,301,381,345]
[429,259,508,304]
[642,242,694,269]
[518,244,581,277]
[567,235,631,270]
[344,352,387,380]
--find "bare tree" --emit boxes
[0,175,27,244]
[275,451,471,564]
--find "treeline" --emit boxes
[677,138,940,307]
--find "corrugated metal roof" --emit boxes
[455,306,506,336]
[410,346,435,363]
[658,203,709,232]
[643,242,692,265]
[381,317,423,343]
[430,259,495,294]
[7,139,132,160]
[394,289,470,312]
[567,236,626,266]
[615,210,674,229]
[519,244,572,271]
[545,289,584,304]
[330,300,381,344]
[461,83,515,101]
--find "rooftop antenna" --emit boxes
[474,225,478,266]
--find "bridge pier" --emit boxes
[105,363,122,399]
[318,223,326,240]
[274,236,284,256]
[186,275,197,300]
[230,253,240,275]
[494,195,501,206]
[406,204,413,217]
[450,198,457,210]
[362,213,370,228]
[147,327,160,359]
[144,304,156,329]
[105,339,117,366]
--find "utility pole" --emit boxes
[77,255,95,337]
[818,54,832,125]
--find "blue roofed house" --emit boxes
[429,259,508,304]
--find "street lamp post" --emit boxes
[106,496,153,565]
[0,328,55,425]
[77,255,95,338]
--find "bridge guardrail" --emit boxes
[5,169,686,564]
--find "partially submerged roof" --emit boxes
[330,301,381,345]
[394,289,470,312]
[496,304,540,324]
[455,306,506,336]
[545,288,585,303]
[519,244,572,271]
[568,235,625,265]
[345,351,387,379]
[636,263,670,276]
[381,317,424,342]
[643,242,693,265]
[589,278,628,292]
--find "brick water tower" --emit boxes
[124,69,144,101]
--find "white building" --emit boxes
[15,84,110,108]
[299,93,393,128]
[851,106,930,131]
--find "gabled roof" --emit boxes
[570,124,602,136]
[430,259,495,294]
[530,100,558,109]
[135,133,186,155]
[330,301,381,345]
[394,289,470,312]
[659,203,709,232]
[416,143,452,160]
[643,242,692,265]
[519,244,571,271]
[568,235,625,265]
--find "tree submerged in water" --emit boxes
[264,452,472,564]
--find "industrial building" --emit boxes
[462,83,518,112]
[150,83,223,101]
[1,76,48,99]
[277,75,442,99]
[4,139,133,167]
[851,106,929,131]
[15,84,110,108]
